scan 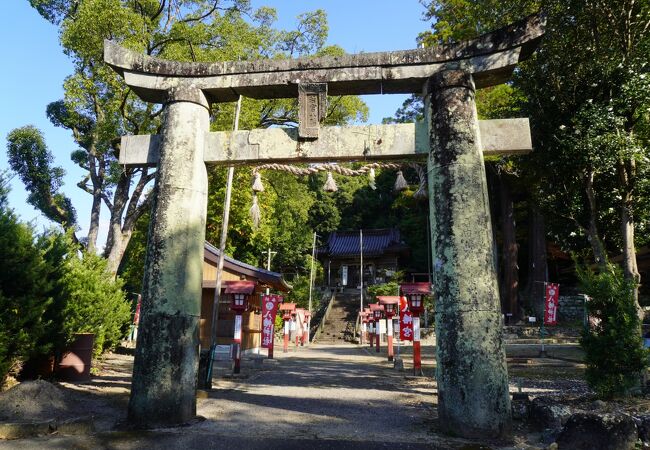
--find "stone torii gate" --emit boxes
[105,15,544,438]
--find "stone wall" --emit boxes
[557,295,587,323]
[503,325,581,339]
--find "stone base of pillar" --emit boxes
[129,311,199,428]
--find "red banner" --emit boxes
[261,295,282,348]
[400,310,414,341]
[544,283,559,325]
[133,295,142,325]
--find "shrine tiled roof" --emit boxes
[321,228,408,258]
[203,241,291,292]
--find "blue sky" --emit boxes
[0,1,429,245]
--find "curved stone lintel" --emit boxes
[105,14,544,103]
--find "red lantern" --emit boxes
[225,281,256,374]
[302,311,311,346]
[378,296,399,362]
[366,309,375,348]
[400,283,431,376]
[279,303,296,353]
[369,303,384,352]
[400,283,430,316]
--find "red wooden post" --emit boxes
[379,297,398,362]
[278,303,296,354]
[413,315,422,375]
[302,311,310,346]
[364,308,371,345]
[375,325,381,352]
[283,318,289,353]
[369,303,383,353]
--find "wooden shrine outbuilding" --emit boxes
[200,241,291,353]
[318,228,410,287]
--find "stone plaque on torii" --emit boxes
[104,14,544,437]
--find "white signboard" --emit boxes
[233,314,242,342]
[413,317,421,341]
[378,319,387,335]
[342,265,348,286]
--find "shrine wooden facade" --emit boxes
[319,229,410,287]
[200,241,291,352]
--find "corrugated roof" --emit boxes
[322,228,407,257]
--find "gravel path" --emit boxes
[196,343,438,444]
[0,341,591,449]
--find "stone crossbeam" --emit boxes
[119,119,531,167]
[104,15,543,103]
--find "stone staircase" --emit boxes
[316,289,361,344]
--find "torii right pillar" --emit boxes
[426,69,511,438]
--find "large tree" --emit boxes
[22,0,367,277]
[519,0,650,313]
[416,0,650,314]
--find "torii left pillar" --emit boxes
[129,85,209,428]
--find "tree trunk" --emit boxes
[86,190,101,252]
[499,175,519,319]
[585,170,608,269]
[103,168,154,278]
[527,204,547,318]
[618,158,643,321]
[105,226,133,276]
[85,148,103,252]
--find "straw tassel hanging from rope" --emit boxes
[368,167,376,190]
[323,171,338,192]
[411,163,428,200]
[249,192,261,228]
[252,171,264,192]
[247,162,428,225]
[249,171,264,228]
[393,170,408,192]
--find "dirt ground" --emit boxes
[0,340,600,449]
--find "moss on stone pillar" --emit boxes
[128,86,209,428]
[425,70,511,438]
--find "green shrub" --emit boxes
[577,263,648,398]
[0,203,52,385]
[59,248,131,358]
[367,282,400,301]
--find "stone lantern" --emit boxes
[279,303,296,353]
[400,283,431,376]
[378,296,399,362]
[369,303,384,353]
[226,281,256,374]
